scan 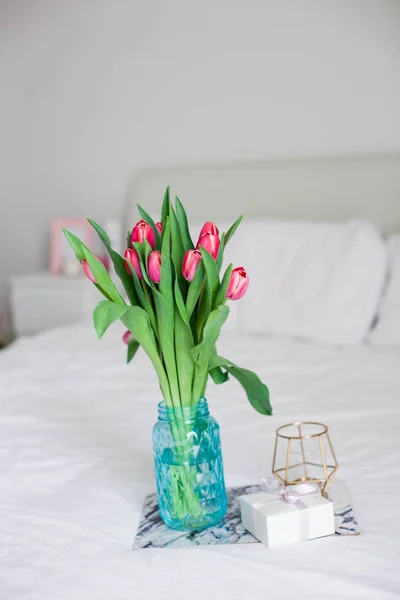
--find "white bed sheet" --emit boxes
[0,323,399,600]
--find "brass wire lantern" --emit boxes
[272,422,338,493]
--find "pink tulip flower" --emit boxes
[182,249,202,281]
[226,267,249,300]
[148,250,162,283]
[155,222,163,236]
[82,259,96,283]
[197,232,220,260]
[199,221,219,238]
[122,330,135,345]
[130,220,156,249]
[124,248,143,280]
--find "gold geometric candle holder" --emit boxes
[272,422,338,493]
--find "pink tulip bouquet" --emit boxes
[63,189,271,529]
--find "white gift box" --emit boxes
[240,487,335,548]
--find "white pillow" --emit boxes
[222,219,386,345]
[368,235,400,346]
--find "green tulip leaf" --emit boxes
[169,205,186,292]
[174,274,191,330]
[208,345,229,384]
[196,277,211,340]
[175,195,194,250]
[142,239,158,290]
[153,290,180,404]
[209,365,229,384]
[216,232,226,272]
[214,263,232,309]
[132,242,154,289]
[87,218,138,306]
[199,247,219,297]
[161,186,170,227]
[121,306,171,403]
[82,247,125,304]
[62,228,86,262]
[192,305,229,365]
[208,354,272,416]
[191,305,229,403]
[127,340,140,364]
[174,307,194,406]
[216,216,242,271]
[93,300,128,338]
[87,219,111,246]
[186,261,205,320]
[159,218,171,295]
[224,215,243,246]
[144,239,153,265]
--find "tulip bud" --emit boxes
[130,220,156,249]
[197,233,220,260]
[199,221,219,238]
[122,330,135,345]
[148,250,161,283]
[124,248,143,280]
[226,267,249,301]
[155,222,162,235]
[182,249,202,281]
[82,259,96,283]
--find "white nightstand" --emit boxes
[10,272,98,336]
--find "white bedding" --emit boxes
[1,323,399,600]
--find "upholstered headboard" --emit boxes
[125,153,400,235]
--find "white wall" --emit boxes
[0,0,399,335]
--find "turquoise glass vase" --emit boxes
[152,398,227,531]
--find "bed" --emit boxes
[1,154,400,599]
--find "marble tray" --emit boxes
[133,479,359,550]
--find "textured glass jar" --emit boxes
[152,398,227,531]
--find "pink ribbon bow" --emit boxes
[262,477,320,505]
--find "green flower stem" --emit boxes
[168,417,203,520]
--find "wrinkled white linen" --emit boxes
[0,322,399,600]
